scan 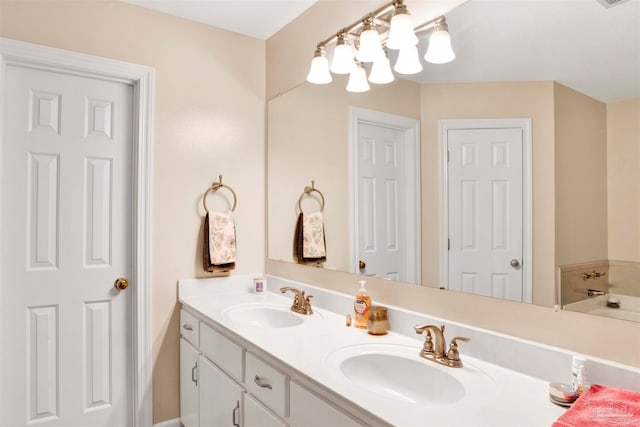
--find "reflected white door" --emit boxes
[357,122,406,281]
[1,64,133,425]
[447,127,525,301]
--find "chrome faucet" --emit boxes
[414,324,470,368]
[280,287,313,315]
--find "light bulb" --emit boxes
[393,45,422,75]
[356,23,384,62]
[346,63,370,93]
[386,11,418,50]
[424,23,456,64]
[331,38,355,74]
[306,48,332,84]
[369,55,394,84]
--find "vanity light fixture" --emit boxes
[330,32,356,74]
[423,17,456,64]
[346,62,371,93]
[394,45,423,75]
[305,0,456,92]
[356,17,385,62]
[369,51,395,84]
[306,46,332,84]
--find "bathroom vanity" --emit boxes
[178,275,638,426]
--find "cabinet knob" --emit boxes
[183,324,194,331]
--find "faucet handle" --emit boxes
[446,336,470,364]
[302,294,314,314]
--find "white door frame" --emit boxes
[0,38,154,426]
[439,118,532,303]
[349,107,421,284]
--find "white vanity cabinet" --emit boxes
[180,338,200,427]
[244,394,286,427]
[199,355,244,427]
[289,381,362,427]
[180,308,366,427]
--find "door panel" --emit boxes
[2,64,133,426]
[447,127,524,302]
[357,123,405,281]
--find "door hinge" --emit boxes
[448,238,450,251]
[447,149,450,162]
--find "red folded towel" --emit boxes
[552,384,640,427]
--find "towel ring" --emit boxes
[203,175,237,213]
[298,180,325,213]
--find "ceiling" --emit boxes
[124,0,639,103]
[403,0,640,103]
[123,0,318,40]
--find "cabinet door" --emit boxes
[289,381,362,427]
[199,355,244,427]
[244,394,286,427]
[180,338,200,427]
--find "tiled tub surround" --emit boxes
[179,275,640,426]
[565,294,640,322]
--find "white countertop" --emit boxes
[179,275,567,426]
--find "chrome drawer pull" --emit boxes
[254,375,273,389]
[232,400,240,427]
[183,324,194,331]
[191,362,198,385]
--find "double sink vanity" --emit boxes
[179,275,639,426]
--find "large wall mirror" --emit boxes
[267,0,639,321]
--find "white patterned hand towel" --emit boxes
[208,211,237,265]
[302,211,326,258]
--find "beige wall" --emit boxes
[554,83,608,266]
[268,79,420,271]
[266,0,640,367]
[607,98,640,262]
[0,1,265,423]
[419,82,556,306]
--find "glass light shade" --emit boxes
[393,45,423,75]
[386,13,418,50]
[356,28,384,62]
[368,56,395,84]
[424,28,456,64]
[331,42,355,74]
[346,64,370,93]
[306,54,332,84]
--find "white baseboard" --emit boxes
[153,418,181,427]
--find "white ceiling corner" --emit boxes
[123,0,318,40]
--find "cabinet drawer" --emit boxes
[246,352,288,418]
[200,323,244,382]
[180,309,200,346]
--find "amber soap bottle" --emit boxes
[354,280,372,329]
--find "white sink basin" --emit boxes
[326,343,497,406]
[222,304,305,328]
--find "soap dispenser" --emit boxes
[354,280,372,329]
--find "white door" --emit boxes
[356,122,407,281]
[446,126,526,302]
[1,64,134,425]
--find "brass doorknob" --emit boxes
[114,278,129,290]
[359,260,366,270]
